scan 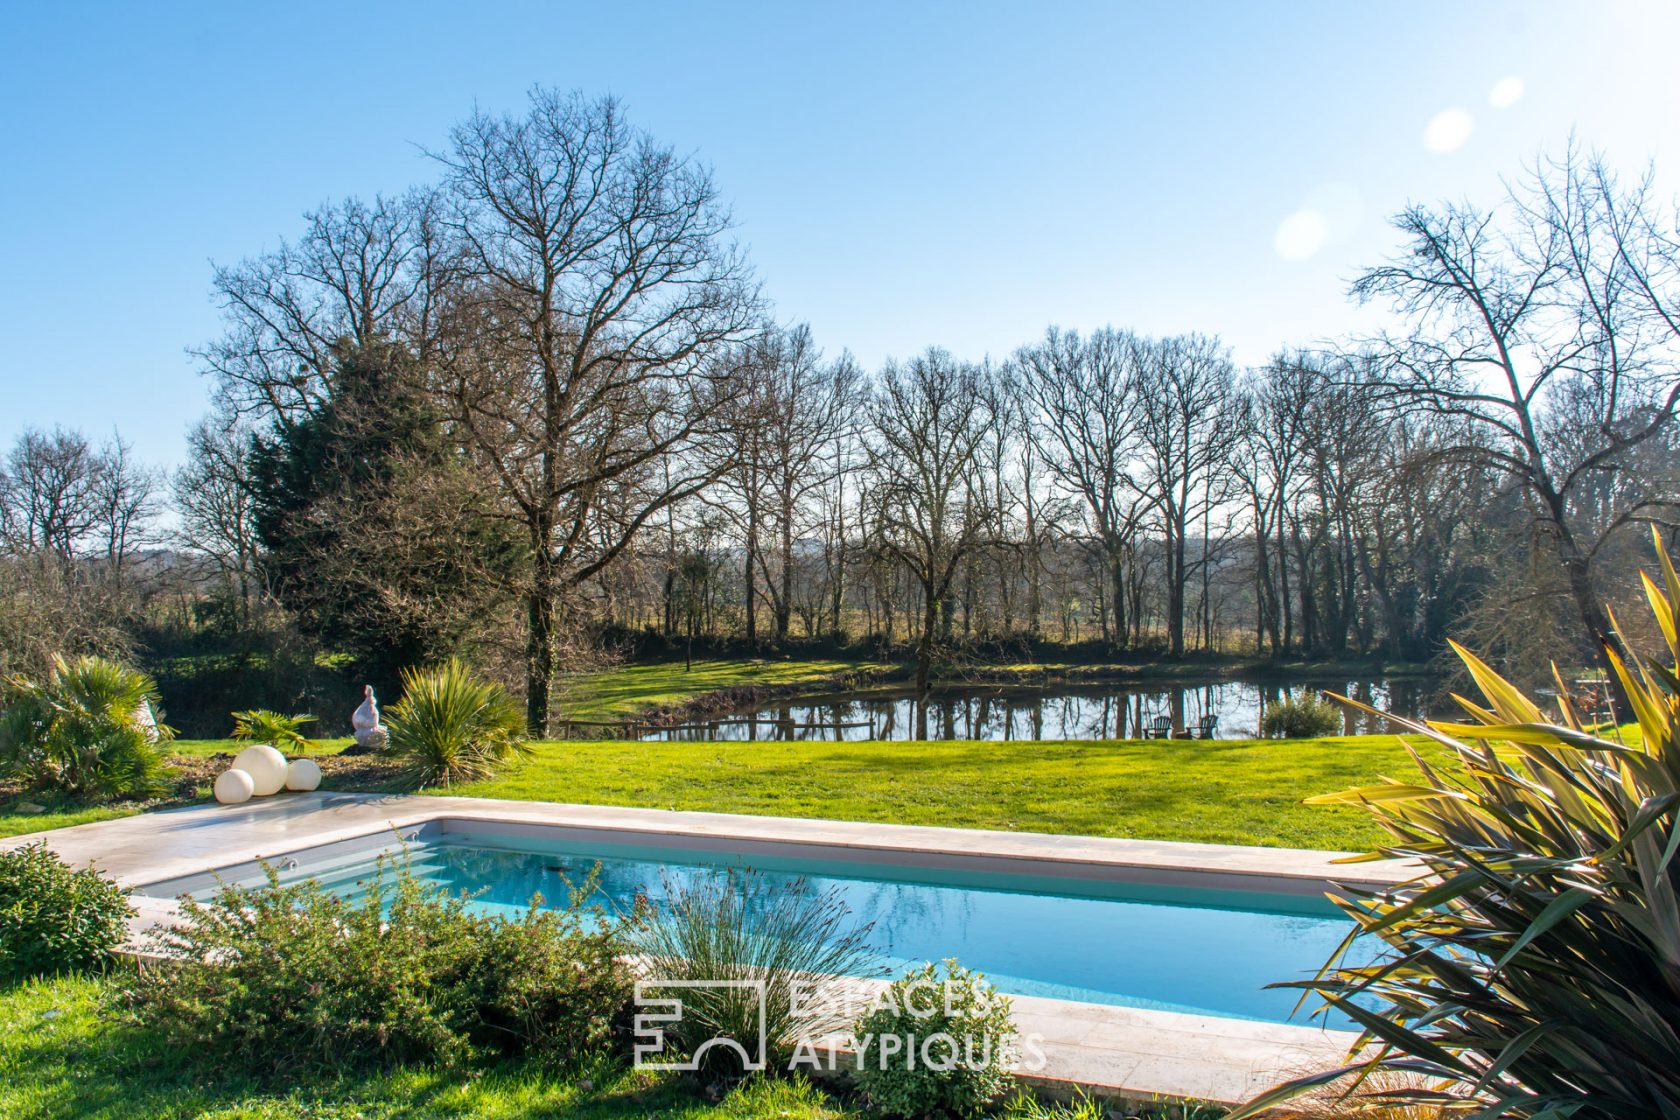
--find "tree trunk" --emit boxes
[525,528,557,737]
[744,503,758,642]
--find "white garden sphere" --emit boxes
[214,767,255,805]
[285,758,322,792]
[232,745,289,796]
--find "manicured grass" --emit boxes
[442,734,1434,851]
[166,737,354,758]
[0,800,139,840]
[0,973,859,1120]
[555,658,869,721]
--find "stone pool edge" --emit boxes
[10,792,1405,1106]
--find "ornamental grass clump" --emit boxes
[0,654,173,800]
[385,659,529,787]
[1234,532,1680,1120]
[629,871,881,1082]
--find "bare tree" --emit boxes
[741,325,864,641]
[0,427,103,559]
[1015,327,1152,650]
[1352,148,1680,668]
[174,416,264,627]
[862,349,998,718]
[1132,334,1238,656]
[91,433,161,581]
[435,88,759,733]
[199,189,454,424]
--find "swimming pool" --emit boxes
[141,822,1372,1028]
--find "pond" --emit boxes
[635,677,1442,742]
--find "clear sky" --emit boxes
[3,0,1677,469]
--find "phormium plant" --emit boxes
[1234,532,1680,1119]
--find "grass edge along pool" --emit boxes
[138,819,1374,1029]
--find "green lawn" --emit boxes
[6,735,1420,851]
[443,734,1428,851]
[0,974,855,1120]
[0,800,140,840]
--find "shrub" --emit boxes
[230,709,320,754]
[1259,692,1342,739]
[852,959,1018,1118]
[124,854,633,1074]
[630,871,880,1081]
[0,655,173,800]
[0,841,132,980]
[1232,532,1680,1120]
[385,659,529,787]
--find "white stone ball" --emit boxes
[285,758,322,792]
[232,745,289,796]
[214,767,255,805]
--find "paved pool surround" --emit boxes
[10,793,1411,1105]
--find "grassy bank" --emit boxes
[439,735,1424,850]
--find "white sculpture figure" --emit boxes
[214,768,255,804]
[285,758,322,792]
[232,745,288,796]
[352,685,387,750]
[133,700,160,743]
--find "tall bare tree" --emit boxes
[1132,334,1238,656]
[436,88,759,732]
[862,349,998,717]
[1352,149,1680,669]
[1015,327,1152,650]
[174,416,265,628]
[199,190,455,425]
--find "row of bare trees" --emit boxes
[6,92,1679,733]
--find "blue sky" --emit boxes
[3,0,1677,469]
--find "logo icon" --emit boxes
[633,979,768,1072]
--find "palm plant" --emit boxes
[384,659,528,787]
[0,655,173,800]
[231,709,320,754]
[629,871,882,1081]
[1233,532,1680,1119]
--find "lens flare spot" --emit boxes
[1423,108,1474,153]
[1489,76,1525,108]
[1274,210,1329,261]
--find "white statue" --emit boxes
[352,685,387,750]
[133,700,160,743]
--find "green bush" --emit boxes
[1233,534,1680,1120]
[230,709,320,754]
[0,655,173,800]
[124,855,632,1074]
[852,960,1018,1118]
[386,659,529,787]
[0,841,132,980]
[1258,692,1342,739]
[630,871,880,1082]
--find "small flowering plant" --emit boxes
[851,959,1019,1118]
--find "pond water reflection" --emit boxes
[636,678,1442,742]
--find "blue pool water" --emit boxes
[174,831,1370,1028]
